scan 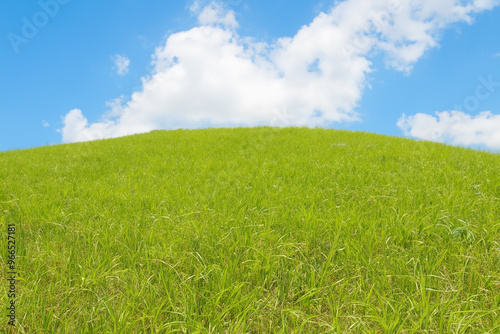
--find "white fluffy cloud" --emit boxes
[398,111,500,149]
[61,0,499,143]
[192,1,238,28]
[111,54,130,76]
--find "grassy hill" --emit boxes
[1,127,500,333]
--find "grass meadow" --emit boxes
[1,127,500,333]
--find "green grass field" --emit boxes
[1,127,500,333]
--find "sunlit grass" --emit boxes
[1,127,500,333]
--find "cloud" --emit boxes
[397,111,500,149]
[42,120,50,127]
[191,1,238,28]
[61,0,500,143]
[111,54,130,76]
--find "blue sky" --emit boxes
[1,0,500,152]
